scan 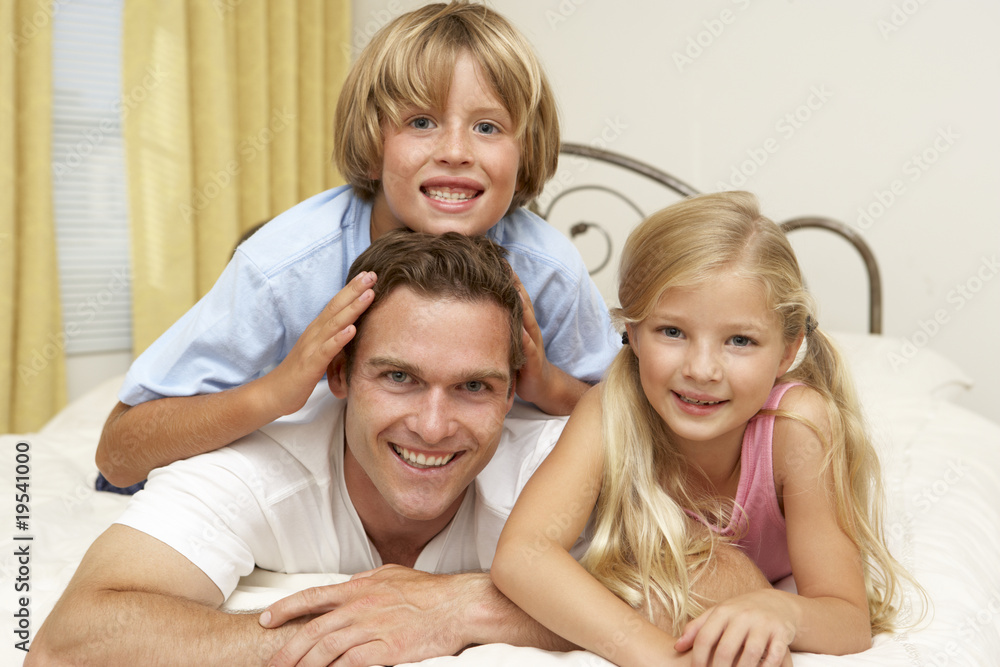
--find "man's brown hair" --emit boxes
[343,230,525,385]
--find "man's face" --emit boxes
[331,287,515,525]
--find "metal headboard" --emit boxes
[533,142,883,335]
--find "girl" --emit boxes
[492,191,921,666]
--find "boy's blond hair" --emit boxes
[333,1,559,210]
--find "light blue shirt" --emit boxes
[120,186,620,405]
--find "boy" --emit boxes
[97,1,619,487]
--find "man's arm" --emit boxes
[27,524,303,666]
[258,564,576,667]
[96,271,376,487]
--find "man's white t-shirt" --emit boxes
[115,389,572,600]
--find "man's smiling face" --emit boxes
[331,286,515,525]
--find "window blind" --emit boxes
[52,0,132,354]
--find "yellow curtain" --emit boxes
[122,0,351,354]
[0,1,67,433]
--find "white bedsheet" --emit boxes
[3,333,999,666]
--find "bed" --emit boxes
[4,147,1000,666]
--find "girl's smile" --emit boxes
[629,271,801,457]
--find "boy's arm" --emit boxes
[26,524,304,667]
[96,271,376,487]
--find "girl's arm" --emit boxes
[677,386,871,663]
[491,387,685,667]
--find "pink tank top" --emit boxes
[720,382,801,583]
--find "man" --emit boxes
[30,231,769,667]
[29,231,579,666]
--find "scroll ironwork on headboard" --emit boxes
[532,142,883,335]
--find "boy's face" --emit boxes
[370,51,521,240]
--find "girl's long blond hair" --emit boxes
[580,191,923,634]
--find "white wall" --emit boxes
[353,0,1000,421]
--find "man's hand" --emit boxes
[260,565,481,667]
[257,270,376,418]
[512,274,588,416]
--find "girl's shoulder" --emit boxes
[774,383,829,423]
[771,383,833,484]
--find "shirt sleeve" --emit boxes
[114,445,277,599]
[493,210,621,385]
[118,250,287,405]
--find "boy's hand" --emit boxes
[512,274,588,416]
[258,271,376,417]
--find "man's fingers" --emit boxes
[260,584,346,628]
[267,611,363,667]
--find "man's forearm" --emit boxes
[460,572,577,652]
[28,589,301,667]
[96,381,281,486]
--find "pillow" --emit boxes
[828,331,973,401]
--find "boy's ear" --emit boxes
[327,352,349,399]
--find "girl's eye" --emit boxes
[475,122,497,135]
[661,327,682,338]
[730,335,753,347]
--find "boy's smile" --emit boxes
[370,50,522,240]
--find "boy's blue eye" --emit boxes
[410,117,433,130]
[475,122,497,135]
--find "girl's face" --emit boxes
[628,272,801,456]
[370,51,521,240]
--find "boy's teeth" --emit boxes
[679,395,723,406]
[424,188,477,201]
[392,444,455,468]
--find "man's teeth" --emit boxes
[393,445,456,468]
[679,395,723,406]
[424,188,477,201]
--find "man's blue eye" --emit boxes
[389,371,409,382]
[466,381,484,392]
